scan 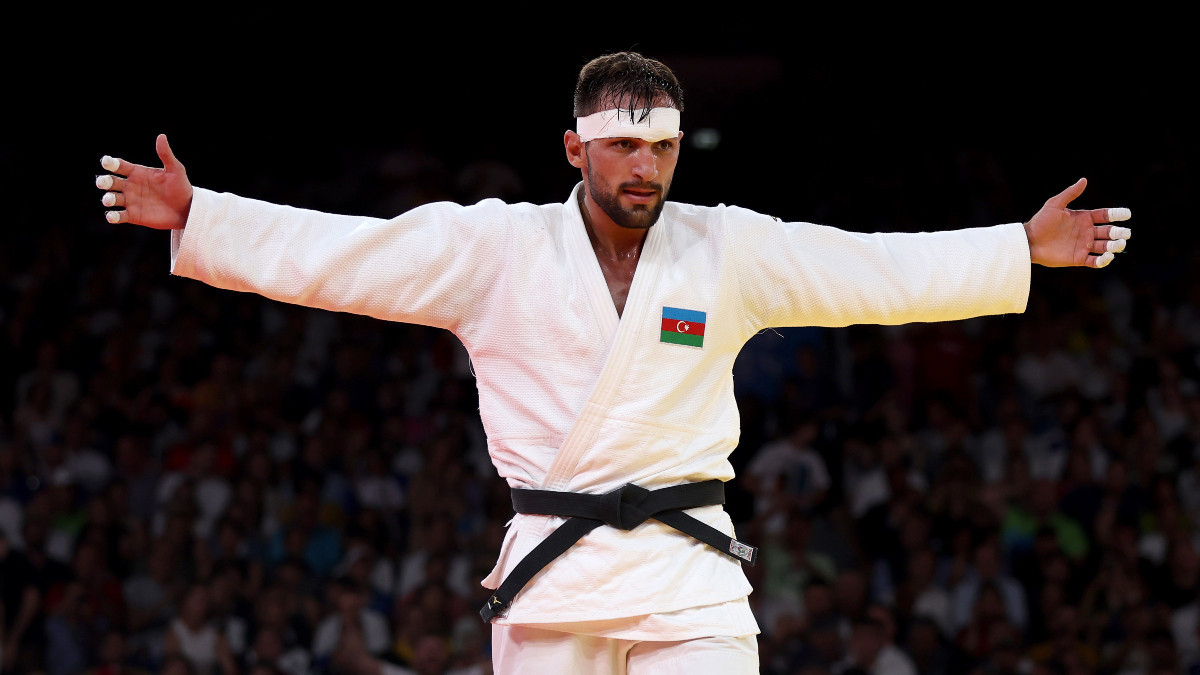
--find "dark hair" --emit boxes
[573,52,684,120]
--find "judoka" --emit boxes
[95,51,1132,674]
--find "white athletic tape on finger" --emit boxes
[96,175,114,190]
[102,193,116,207]
[1096,252,1115,268]
[105,211,120,224]
[1110,226,1132,240]
[1107,239,1126,253]
[1108,207,1131,222]
[577,107,680,142]
[101,156,119,172]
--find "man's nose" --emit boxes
[631,147,658,181]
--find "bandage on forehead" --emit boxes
[576,107,680,142]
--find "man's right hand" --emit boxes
[97,133,193,230]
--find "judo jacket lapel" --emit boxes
[541,184,665,490]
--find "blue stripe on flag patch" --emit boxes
[662,306,706,324]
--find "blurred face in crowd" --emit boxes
[848,620,885,667]
[181,585,210,626]
[413,634,449,675]
[906,620,940,663]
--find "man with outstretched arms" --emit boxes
[96,52,1132,674]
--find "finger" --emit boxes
[1088,238,1127,254]
[1090,252,1116,269]
[156,134,184,173]
[1045,177,1087,210]
[99,155,128,176]
[1094,224,1132,241]
[104,210,127,224]
[100,192,126,208]
[1085,207,1132,224]
[95,175,127,192]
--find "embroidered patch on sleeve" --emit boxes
[660,307,706,348]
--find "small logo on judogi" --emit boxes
[729,540,755,562]
[661,307,706,348]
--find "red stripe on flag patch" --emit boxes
[661,318,706,336]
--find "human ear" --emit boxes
[564,131,587,169]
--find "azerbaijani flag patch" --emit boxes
[661,307,706,348]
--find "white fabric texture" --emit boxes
[171,182,1031,632]
[492,624,759,675]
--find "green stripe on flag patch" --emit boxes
[661,330,704,347]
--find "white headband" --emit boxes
[576,107,680,142]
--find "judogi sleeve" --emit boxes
[724,206,1031,332]
[170,188,508,331]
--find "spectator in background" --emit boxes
[243,625,309,675]
[751,505,838,639]
[311,576,390,672]
[743,419,831,535]
[164,584,239,675]
[964,620,1032,675]
[893,548,953,640]
[122,537,183,664]
[1001,477,1089,569]
[950,534,1028,635]
[1026,604,1099,674]
[43,580,90,675]
[955,581,1011,660]
[268,483,342,581]
[249,586,313,672]
[86,629,153,675]
[904,616,969,675]
[1,530,45,672]
[208,562,253,662]
[395,512,472,604]
[834,612,915,675]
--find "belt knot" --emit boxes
[601,483,652,530]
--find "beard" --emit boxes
[586,162,670,230]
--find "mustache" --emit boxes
[620,181,663,194]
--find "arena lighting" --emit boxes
[690,127,721,151]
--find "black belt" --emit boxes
[479,479,758,622]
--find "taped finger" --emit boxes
[1109,226,1132,240]
[1094,251,1115,268]
[100,155,121,173]
[1105,239,1126,253]
[1107,207,1131,222]
[105,210,124,224]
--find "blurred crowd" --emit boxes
[2,129,1196,675]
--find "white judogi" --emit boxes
[171,182,1030,638]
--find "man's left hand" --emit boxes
[1024,178,1131,268]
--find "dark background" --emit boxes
[9,22,1192,250]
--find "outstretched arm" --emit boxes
[96,133,193,230]
[1024,178,1132,268]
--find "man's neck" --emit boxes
[578,189,643,318]
[578,189,647,262]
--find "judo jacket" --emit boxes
[170,182,1031,628]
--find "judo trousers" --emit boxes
[492,625,759,674]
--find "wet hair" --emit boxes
[573,51,685,121]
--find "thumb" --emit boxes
[1045,177,1087,210]
[156,133,185,172]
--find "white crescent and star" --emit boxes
[677,321,690,333]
